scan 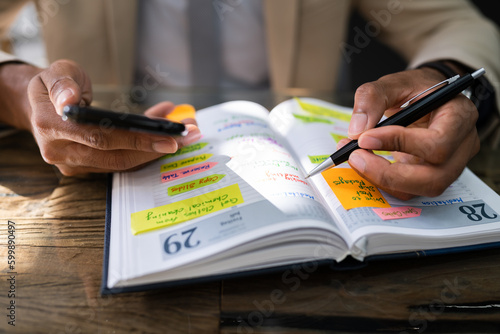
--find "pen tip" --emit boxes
[304,174,310,179]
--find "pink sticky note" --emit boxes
[373,206,422,220]
[161,162,218,183]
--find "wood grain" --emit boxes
[2,128,500,333]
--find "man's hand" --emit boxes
[11,59,200,176]
[340,68,480,200]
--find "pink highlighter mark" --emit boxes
[373,206,422,221]
[161,162,218,183]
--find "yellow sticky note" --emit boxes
[166,104,196,122]
[131,184,243,235]
[322,168,390,210]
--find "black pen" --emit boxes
[62,105,187,136]
[305,67,486,179]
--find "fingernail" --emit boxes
[348,112,367,136]
[153,140,178,153]
[181,128,202,145]
[349,152,366,173]
[359,135,382,150]
[56,89,74,114]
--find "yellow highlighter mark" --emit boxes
[131,184,243,235]
[168,174,225,196]
[322,168,390,210]
[330,133,347,143]
[161,153,213,172]
[295,97,351,122]
[166,104,196,122]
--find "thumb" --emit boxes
[40,59,92,115]
[53,85,80,115]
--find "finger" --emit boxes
[336,138,351,149]
[42,116,201,156]
[348,130,479,198]
[350,77,407,138]
[38,59,92,115]
[349,69,444,139]
[41,140,166,175]
[143,101,176,118]
[357,98,478,165]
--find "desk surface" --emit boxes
[1,90,500,333]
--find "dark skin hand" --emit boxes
[0,59,201,176]
[338,67,480,200]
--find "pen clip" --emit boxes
[400,74,460,108]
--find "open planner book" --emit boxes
[101,97,500,294]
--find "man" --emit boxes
[0,0,499,200]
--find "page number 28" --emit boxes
[459,203,498,222]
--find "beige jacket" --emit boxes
[1,0,500,103]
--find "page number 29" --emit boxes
[164,227,200,255]
[459,203,498,222]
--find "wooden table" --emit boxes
[1,89,500,333]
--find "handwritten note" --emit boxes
[161,162,218,182]
[168,174,225,196]
[373,206,422,220]
[322,168,390,210]
[295,98,351,122]
[131,184,244,235]
[160,153,213,172]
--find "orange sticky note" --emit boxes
[321,168,390,210]
[166,104,196,122]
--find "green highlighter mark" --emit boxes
[308,155,330,164]
[160,142,209,159]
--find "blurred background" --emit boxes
[5,0,500,92]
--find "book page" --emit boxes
[269,98,500,258]
[108,101,348,289]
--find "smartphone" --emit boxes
[62,105,187,136]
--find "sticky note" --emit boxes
[161,162,218,182]
[166,104,196,122]
[131,184,243,235]
[322,168,390,210]
[168,174,225,196]
[161,153,213,172]
[373,206,422,220]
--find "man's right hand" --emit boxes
[2,59,201,175]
